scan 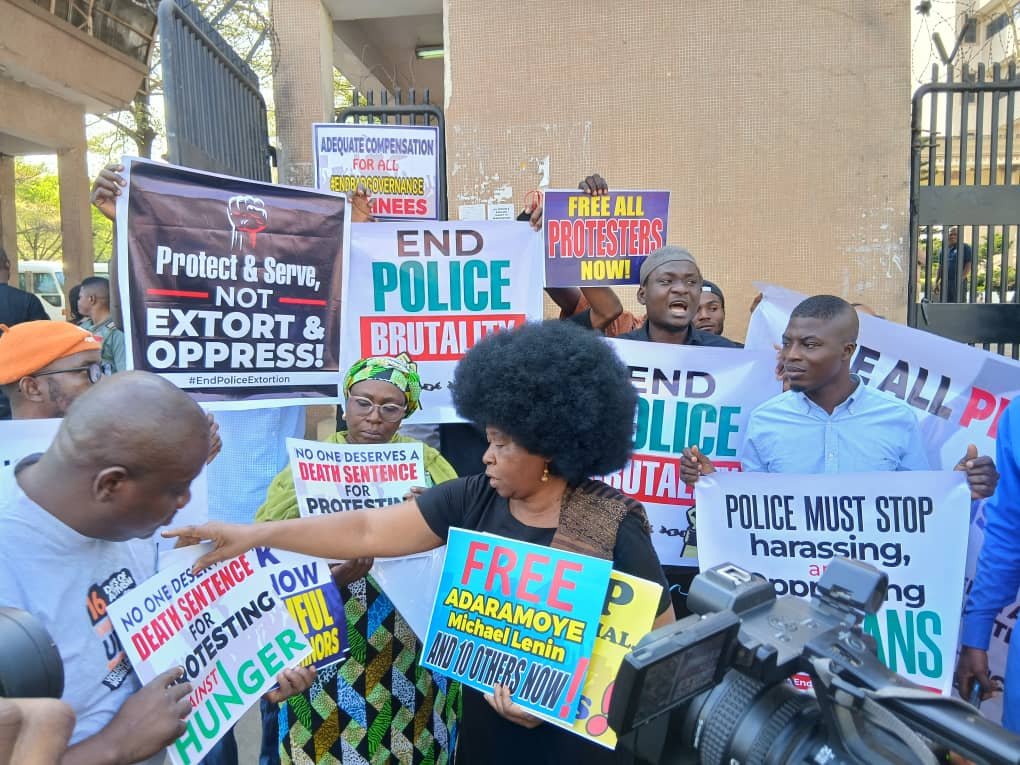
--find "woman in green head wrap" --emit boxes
[256,353,459,764]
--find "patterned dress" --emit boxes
[258,433,461,765]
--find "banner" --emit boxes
[696,470,972,694]
[340,221,545,422]
[251,546,348,669]
[747,283,1020,716]
[313,123,440,220]
[421,528,611,723]
[108,544,312,765]
[555,571,661,749]
[116,157,349,407]
[0,417,209,559]
[543,189,669,287]
[287,436,424,514]
[602,339,782,565]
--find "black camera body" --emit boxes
[610,558,1020,765]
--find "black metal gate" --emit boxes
[909,63,1020,357]
[336,89,448,220]
[158,0,272,181]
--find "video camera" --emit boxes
[610,558,1020,765]
[0,607,63,699]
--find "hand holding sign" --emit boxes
[263,666,318,704]
[680,446,716,486]
[102,667,192,764]
[485,683,542,729]
[956,646,996,703]
[954,443,999,499]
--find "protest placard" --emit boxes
[108,544,312,765]
[696,470,972,694]
[747,283,1020,717]
[340,221,545,422]
[250,546,347,669]
[285,435,442,638]
[555,571,661,749]
[115,157,349,407]
[287,436,424,515]
[313,123,440,220]
[543,189,669,287]
[421,528,611,723]
[602,339,781,565]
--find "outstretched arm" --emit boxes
[167,499,443,571]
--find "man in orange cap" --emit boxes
[0,321,110,420]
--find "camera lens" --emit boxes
[683,669,817,765]
[0,607,64,698]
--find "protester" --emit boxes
[77,276,126,372]
[91,163,297,765]
[617,246,741,347]
[680,295,998,498]
[67,284,91,327]
[956,396,1020,732]
[0,248,48,326]
[257,353,460,764]
[0,321,109,419]
[168,321,673,765]
[694,280,732,338]
[0,372,314,764]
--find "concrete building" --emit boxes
[272,0,910,330]
[0,0,154,287]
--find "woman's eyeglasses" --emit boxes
[33,361,114,385]
[347,395,407,423]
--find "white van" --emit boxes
[16,260,112,321]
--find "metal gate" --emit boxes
[336,89,448,220]
[909,63,1020,357]
[158,0,271,181]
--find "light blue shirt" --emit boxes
[205,407,306,525]
[740,378,929,473]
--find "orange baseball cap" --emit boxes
[0,321,103,385]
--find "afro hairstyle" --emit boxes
[451,320,637,484]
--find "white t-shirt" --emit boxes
[0,463,157,752]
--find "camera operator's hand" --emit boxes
[955,646,995,703]
[63,667,191,765]
[0,697,75,765]
[681,446,716,486]
[484,683,542,729]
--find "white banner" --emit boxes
[747,283,1020,717]
[341,221,545,422]
[108,544,312,765]
[602,339,782,566]
[697,470,971,694]
[314,123,440,220]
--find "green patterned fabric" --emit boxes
[266,434,460,764]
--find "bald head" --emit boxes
[57,371,208,472]
[23,372,210,541]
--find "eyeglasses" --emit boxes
[347,395,407,423]
[33,361,113,385]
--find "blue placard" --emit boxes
[421,528,612,722]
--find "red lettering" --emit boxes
[462,541,489,586]
[960,387,997,428]
[131,631,153,661]
[516,554,548,604]
[485,547,517,596]
[548,560,584,611]
[298,461,312,481]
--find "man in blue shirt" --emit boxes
[956,397,1020,731]
[680,295,998,496]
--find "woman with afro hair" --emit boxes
[169,320,675,764]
